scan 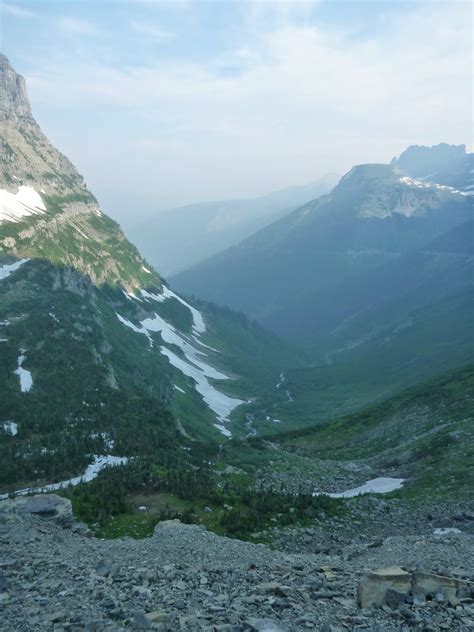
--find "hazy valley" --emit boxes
[0,26,473,632]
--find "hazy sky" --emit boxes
[1,0,472,225]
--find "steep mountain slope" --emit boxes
[173,160,471,323]
[0,53,156,291]
[173,156,472,409]
[0,55,297,495]
[127,174,339,276]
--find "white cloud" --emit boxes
[25,1,472,216]
[130,20,175,40]
[2,2,36,18]
[244,0,320,23]
[57,16,101,36]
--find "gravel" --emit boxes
[1,495,473,631]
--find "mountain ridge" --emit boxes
[127,173,340,276]
[172,147,473,418]
[0,54,299,497]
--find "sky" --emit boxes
[1,0,472,226]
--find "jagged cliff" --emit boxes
[0,54,158,290]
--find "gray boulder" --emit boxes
[357,566,411,608]
[2,494,74,528]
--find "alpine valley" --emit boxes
[1,55,473,632]
[173,146,474,424]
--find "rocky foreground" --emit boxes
[1,495,474,632]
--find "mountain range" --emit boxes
[1,53,472,540]
[173,146,473,414]
[127,173,339,277]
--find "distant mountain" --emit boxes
[172,152,473,400]
[0,55,296,495]
[128,174,339,276]
[393,143,474,194]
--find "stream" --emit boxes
[276,371,293,403]
[245,413,257,438]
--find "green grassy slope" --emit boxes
[264,286,474,431]
[276,365,474,500]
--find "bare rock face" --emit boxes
[0,53,87,196]
[0,56,158,290]
[0,53,32,122]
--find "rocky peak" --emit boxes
[0,54,32,123]
[335,164,396,193]
[333,162,455,220]
[393,143,473,194]
[0,55,88,199]
[395,143,468,178]
[0,57,160,290]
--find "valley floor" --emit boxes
[1,494,473,632]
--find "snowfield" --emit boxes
[433,527,462,536]
[160,346,244,429]
[313,477,405,499]
[2,421,18,436]
[14,352,33,393]
[0,258,29,280]
[116,286,244,435]
[141,286,206,334]
[116,313,152,345]
[0,455,128,501]
[399,176,468,196]
[0,186,46,223]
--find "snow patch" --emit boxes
[14,352,33,393]
[116,313,152,345]
[140,286,206,334]
[140,313,226,379]
[2,421,18,436]
[0,258,29,281]
[313,477,405,499]
[174,384,186,394]
[276,372,285,389]
[115,309,244,436]
[123,290,143,302]
[140,288,164,302]
[163,286,206,334]
[399,176,467,196]
[0,455,128,500]
[433,527,462,536]
[142,265,152,274]
[213,424,232,438]
[160,346,243,433]
[0,186,46,223]
[91,432,114,450]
